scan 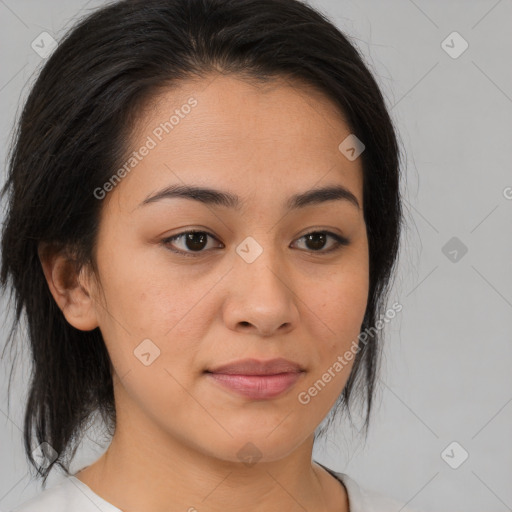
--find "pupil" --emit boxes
[186,232,207,251]
[306,233,326,250]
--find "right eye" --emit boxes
[161,230,224,258]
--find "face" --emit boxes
[83,73,369,464]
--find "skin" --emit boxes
[40,73,369,512]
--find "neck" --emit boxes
[75,425,348,512]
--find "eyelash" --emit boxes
[161,230,350,258]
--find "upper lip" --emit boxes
[206,357,304,375]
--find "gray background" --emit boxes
[1,1,511,511]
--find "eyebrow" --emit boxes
[139,183,360,211]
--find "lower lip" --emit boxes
[206,372,303,399]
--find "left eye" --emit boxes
[162,230,349,257]
[292,231,349,253]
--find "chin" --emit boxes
[192,426,310,466]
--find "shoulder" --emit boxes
[10,476,119,512]
[330,470,423,512]
[11,478,72,512]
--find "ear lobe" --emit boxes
[38,244,100,331]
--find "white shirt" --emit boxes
[11,467,420,512]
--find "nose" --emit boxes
[222,243,299,337]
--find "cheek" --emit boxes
[294,273,368,418]
[331,276,368,336]
[91,257,219,400]
[311,264,369,344]
[96,280,208,423]
[300,258,369,404]
[95,240,218,339]
[97,277,211,374]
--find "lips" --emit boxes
[206,357,304,376]
[205,358,305,399]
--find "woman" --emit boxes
[1,0,413,510]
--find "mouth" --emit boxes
[205,372,304,399]
[204,358,305,400]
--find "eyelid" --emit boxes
[162,229,350,258]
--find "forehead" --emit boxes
[105,73,364,214]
